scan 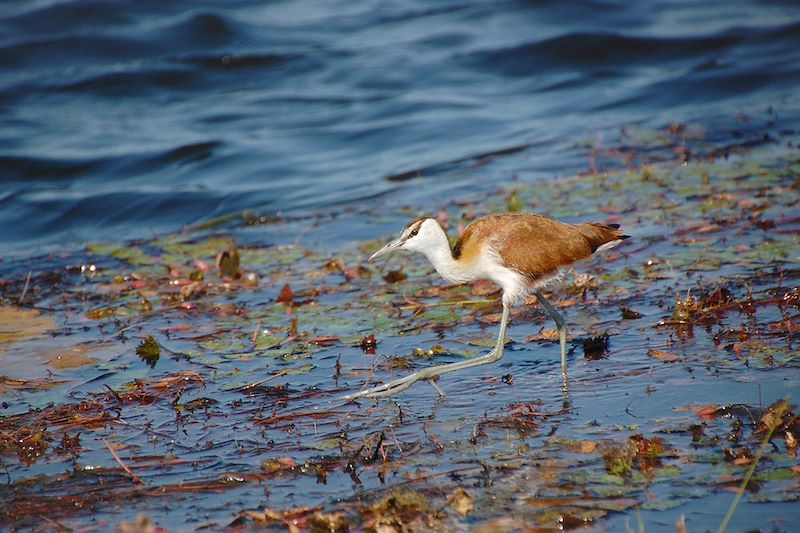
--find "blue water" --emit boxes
[2,3,800,530]
[1,0,799,251]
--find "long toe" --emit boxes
[363,380,415,398]
[345,370,422,400]
[348,379,414,399]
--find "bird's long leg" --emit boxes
[344,303,510,400]
[534,290,568,373]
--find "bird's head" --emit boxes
[368,217,440,262]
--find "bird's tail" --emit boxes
[576,223,630,253]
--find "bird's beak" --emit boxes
[368,238,404,262]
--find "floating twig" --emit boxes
[233,368,292,392]
[101,438,143,484]
[19,269,32,304]
[104,384,124,404]
[100,323,142,344]
[39,516,70,533]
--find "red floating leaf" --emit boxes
[696,405,722,419]
[310,336,340,346]
[276,283,293,304]
[359,334,378,354]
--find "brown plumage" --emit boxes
[452,213,626,282]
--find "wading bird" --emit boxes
[346,213,629,400]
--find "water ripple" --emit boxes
[0,0,798,251]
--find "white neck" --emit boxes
[418,222,469,284]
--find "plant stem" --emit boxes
[716,398,788,533]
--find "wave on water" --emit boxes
[462,32,742,76]
[1,0,799,251]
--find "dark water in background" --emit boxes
[1,0,799,253]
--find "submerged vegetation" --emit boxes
[1,119,798,531]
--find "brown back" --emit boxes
[453,214,625,281]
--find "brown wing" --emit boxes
[574,222,628,252]
[453,213,626,281]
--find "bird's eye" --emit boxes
[409,227,419,238]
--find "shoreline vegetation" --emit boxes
[1,118,798,531]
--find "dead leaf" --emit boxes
[0,376,68,394]
[180,281,204,300]
[261,457,297,474]
[0,306,55,345]
[243,508,284,523]
[478,312,504,324]
[696,405,722,419]
[671,291,697,322]
[647,348,680,362]
[783,287,800,308]
[701,287,734,307]
[149,371,204,391]
[571,273,597,297]
[42,344,108,369]
[310,336,339,346]
[308,512,349,533]
[696,224,722,234]
[119,514,166,533]
[525,329,560,342]
[343,265,370,281]
[276,283,293,304]
[324,258,345,272]
[447,487,474,516]
[723,447,753,465]
[620,306,642,319]
[216,245,241,278]
[85,307,117,320]
[756,399,793,435]
[359,334,378,354]
[369,488,429,524]
[241,271,260,287]
[524,294,540,305]
[383,270,407,284]
[415,286,443,298]
[571,440,598,454]
[525,495,638,512]
[471,279,499,296]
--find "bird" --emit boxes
[345,212,629,400]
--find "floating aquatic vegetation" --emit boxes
[0,119,798,531]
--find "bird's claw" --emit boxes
[343,369,437,400]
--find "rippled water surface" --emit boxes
[2,0,799,251]
[2,1,800,532]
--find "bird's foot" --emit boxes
[343,347,504,400]
[343,371,421,399]
[343,367,442,400]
